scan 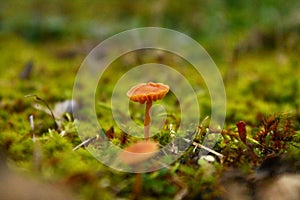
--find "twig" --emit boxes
[73,136,97,151]
[29,115,35,142]
[29,114,41,171]
[192,142,224,160]
[172,176,188,200]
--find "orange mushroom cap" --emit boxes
[119,140,158,165]
[127,82,169,104]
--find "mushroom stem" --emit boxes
[133,173,142,200]
[144,100,152,140]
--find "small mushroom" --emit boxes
[127,82,169,140]
[119,140,158,200]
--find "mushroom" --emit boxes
[119,140,158,200]
[119,140,158,165]
[127,82,169,140]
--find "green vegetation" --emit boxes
[0,1,300,199]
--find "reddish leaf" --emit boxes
[236,121,247,144]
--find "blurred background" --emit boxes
[1,0,300,123]
[1,0,300,53]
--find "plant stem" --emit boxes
[144,101,152,140]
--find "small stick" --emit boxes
[29,115,35,142]
[73,136,97,151]
[29,114,41,171]
[192,142,224,160]
[181,137,224,160]
[173,176,188,200]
